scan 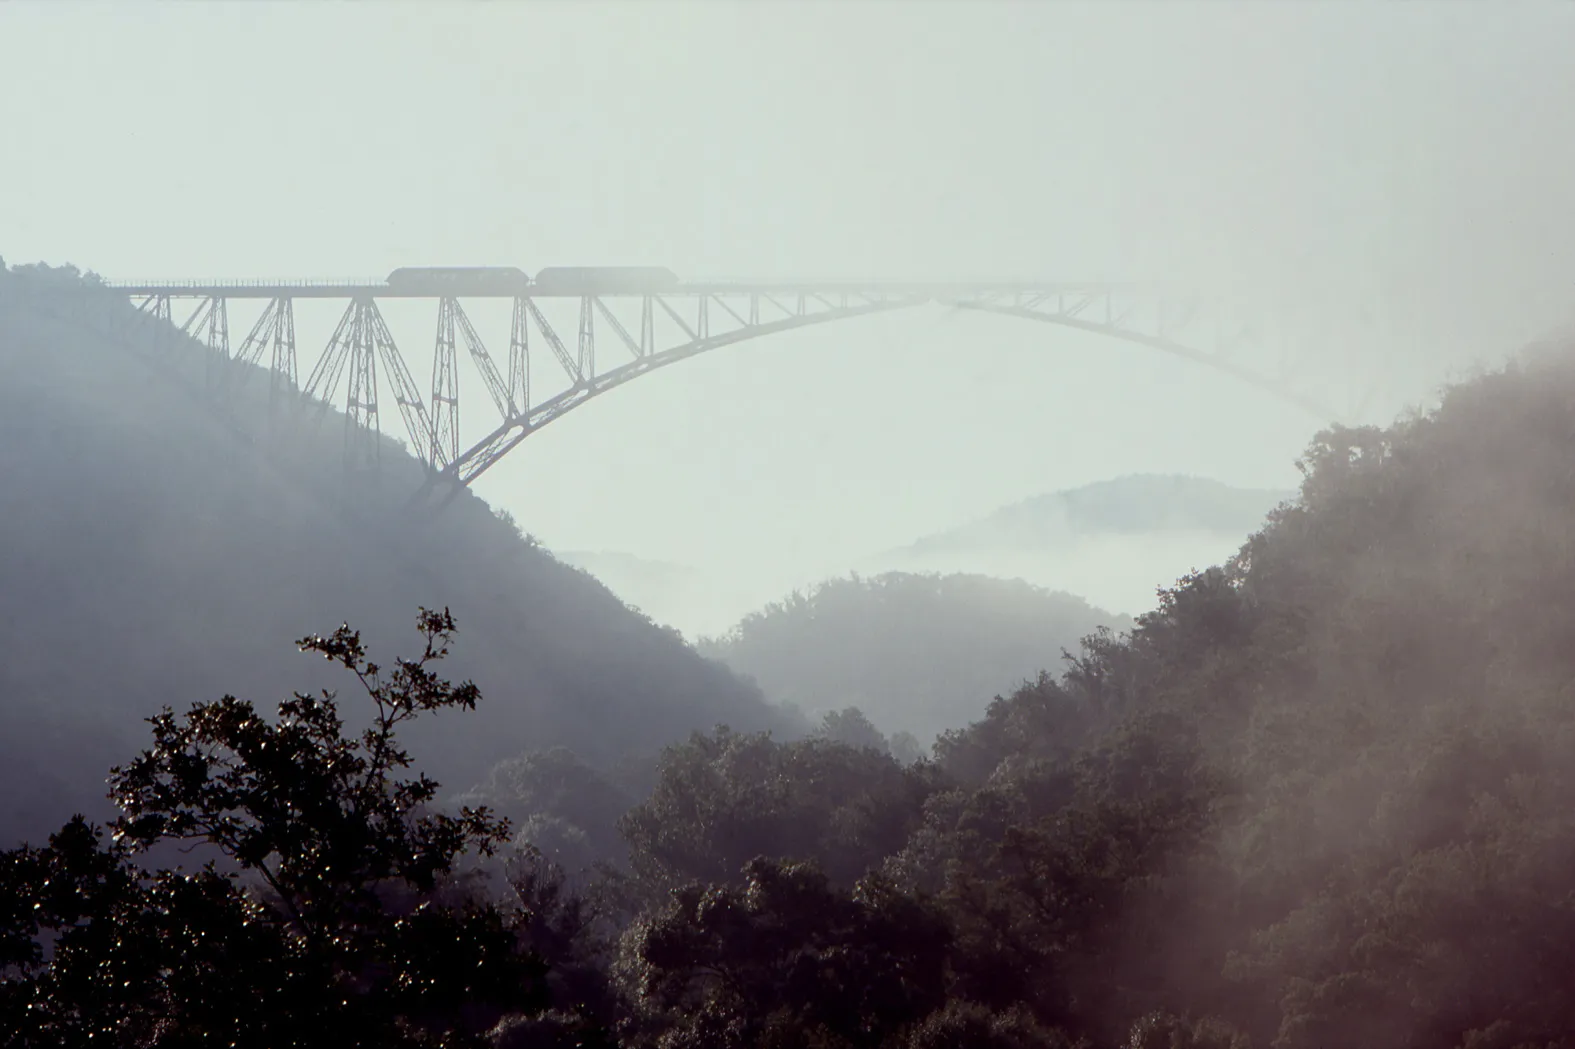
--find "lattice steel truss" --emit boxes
[52,276,1376,506]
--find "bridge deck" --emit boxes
[94,279,1134,299]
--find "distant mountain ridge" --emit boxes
[699,571,1131,744]
[892,474,1295,558]
[547,477,1297,637]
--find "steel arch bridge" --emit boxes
[45,269,1356,503]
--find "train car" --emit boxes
[384,266,532,295]
[529,266,680,295]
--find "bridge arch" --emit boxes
[430,286,1341,499]
[56,276,1346,502]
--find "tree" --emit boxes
[1,609,551,1047]
[817,707,891,753]
[889,731,926,765]
[618,727,946,893]
[456,746,636,873]
[902,1001,1081,1049]
[619,858,953,1049]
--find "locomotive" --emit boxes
[529,266,680,294]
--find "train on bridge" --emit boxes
[384,266,530,294]
[383,265,679,296]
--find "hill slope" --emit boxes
[698,571,1130,744]
[866,474,1295,615]
[897,339,1575,1046]
[0,261,797,845]
[549,549,713,631]
[893,474,1293,556]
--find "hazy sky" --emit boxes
[5,1,1574,594]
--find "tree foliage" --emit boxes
[1,610,551,1048]
[617,727,945,894]
[618,858,953,1049]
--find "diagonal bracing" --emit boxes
[80,275,1363,507]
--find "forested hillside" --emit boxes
[610,339,1575,1047]
[699,572,1130,744]
[0,260,797,846]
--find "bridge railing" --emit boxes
[99,278,387,291]
[92,277,1149,294]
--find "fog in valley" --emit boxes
[5,3,1575,1047]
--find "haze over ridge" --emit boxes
[559,475,1295,640]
